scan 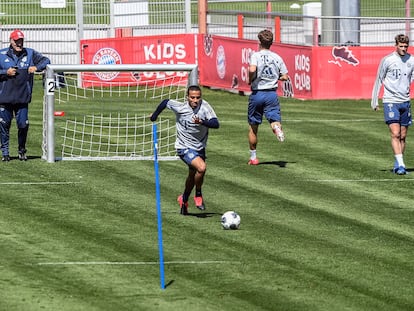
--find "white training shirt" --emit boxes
[249,49,288,91]
[371,51,414,109]
[167,99,217,151]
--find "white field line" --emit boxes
[308,178,414,182]
[285,119,380,123]
[35,260,236,266]
[221,119,380,124]
[0,181,81,185]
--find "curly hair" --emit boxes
[395,34,409,45]
[258,29,273,49]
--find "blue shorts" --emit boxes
[177,148,206,166]
[248,90,281,125]
[383,101,412,126]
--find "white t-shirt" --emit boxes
[371,51,414,108]
[167,99,217,150]
[249,49,288,91]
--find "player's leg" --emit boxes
[190,156,207,210]
[15,104,29,161]
[248,124,260,165]
[386,102,412,174]
[270,121,284,142]
[264,93,284,142]
[399,125,408,154]
[177,148,206,214]
[0,105,13,161]
[399,101,412,156]
[247,93,262,165]
[389,123,407,174]
[248,123,259,151]
[389,122,404,154]
[178,158,205,213]
[183,166,197,199]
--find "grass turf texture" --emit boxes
[1,81,414,311]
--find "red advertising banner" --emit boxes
[79,33,402,100]
[80,34,196,87]
[198,35,256,93]
[197,34,397,100]
[310,46,392,99]
[198,35,314,99]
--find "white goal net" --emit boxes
[42,64,198,162]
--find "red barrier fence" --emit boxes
[81,34,399,100]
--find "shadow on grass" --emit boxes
[256,160,294,167]
[165,280,174,288]
[187,212,221,218]
[3,155,42,162]
[380,167,413,174]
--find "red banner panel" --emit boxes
[80,34,196,87]
[79,34,404,100]
[198,35,314,99]
[310,46,393,99]
[198,35,255,92]
[197,34,398,100]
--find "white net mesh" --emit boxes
[42,65,197,161]
[60,114,174,161]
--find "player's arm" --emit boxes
[371,59,387,111]
[32,50,51,72]
[201,117,219,129]
[278,60,289,81]
[371,73,383,111]
[150,99,168,121]
[279,73,289,81]
[192,114,219,128]
[248,64,257,85]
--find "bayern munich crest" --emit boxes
[92,47,122,81]
[216,45,226,79]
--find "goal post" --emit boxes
[43,64,198,163]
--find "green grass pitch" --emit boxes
[0,80,413,311]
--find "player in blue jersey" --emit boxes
[150,85,220,215]
[247,29,289,165]
[372,34,414,175]
[0,29,50,162]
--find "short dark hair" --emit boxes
[187,85,201,95]
[395,34,409,45]
[258,29,273,49]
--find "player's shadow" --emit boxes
[187,212,221,218]
[257,160,293,167]
[8,155,41,161]
[164,280,174,288]
[380,167,413,174]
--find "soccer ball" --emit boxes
[221,211,241,230]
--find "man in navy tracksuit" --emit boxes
[0,29,50,161]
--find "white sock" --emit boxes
[395,154,405,167]
[250,149,257,160]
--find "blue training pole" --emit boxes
[152,123,166,290]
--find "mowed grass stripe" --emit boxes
[209,159,414,244]
[201,175,414,308]
[1,84,414,310]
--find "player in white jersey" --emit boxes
[150,85,219,215]
[247,29,289,165]
[371,34,414,175]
